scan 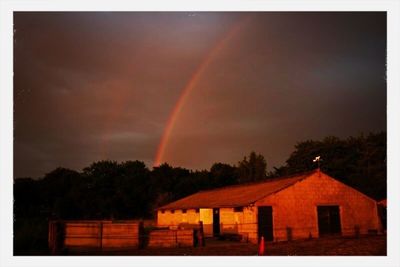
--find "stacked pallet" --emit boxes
[177,229,194,247]
[147,229,194,248]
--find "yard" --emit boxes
[66,235,386,256]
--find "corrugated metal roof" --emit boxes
[158,170,316,210]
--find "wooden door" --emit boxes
[317,206,341,236]
[258,206,273,241]
[213,208,220,236]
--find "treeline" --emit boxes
[14,132,386,254]
[272,132,386,199]
[14,153,266,222]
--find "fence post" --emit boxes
[139,221,145,249]
[99,221,103,250]
[48,221,56,255]
[49,220,64,255]
[198,221,205,246]
[175,229,178,248]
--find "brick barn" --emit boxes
[157,170,382,243]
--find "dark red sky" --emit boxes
[14,12,386,178]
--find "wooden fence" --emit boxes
[48,220,140,254]
[48,220,203,254]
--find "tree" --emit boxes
[272,132,386,199]
[39,167,83,219]
[210,162,238,187]
[237,151,267,183]
[116,160,151,218]
[150,163,193,207]
[14,177,41,219]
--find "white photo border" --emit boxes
[1,1,398,267]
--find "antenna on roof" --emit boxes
[313,156,322,171]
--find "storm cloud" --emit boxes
[14,12,386,178]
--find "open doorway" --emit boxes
[212,208,220,236]
[317,205,341,236]
[258,206,273,241]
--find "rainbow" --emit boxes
[153,16,252,167]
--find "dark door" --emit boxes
[258,206,273,241]
[213,208,220,236]
[317,206,341,236]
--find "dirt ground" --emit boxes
[67,235,386,256]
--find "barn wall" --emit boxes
[157,207,258,240]
[219,207,258,242]
[157,209,200,227]
[256,172,381,241]
[220,208,238,233]
[157,209,211,235]
[239,206,258,242]
[199,208,213,236]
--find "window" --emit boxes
[160,210,165,214]
[171,210,175,214]
[182,209,187,213]
[195,208,200,213]
[234,207,243,212]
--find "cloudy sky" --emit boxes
[14,12,386,178]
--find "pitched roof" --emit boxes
[378,199,387,207]
[158,170,317,210]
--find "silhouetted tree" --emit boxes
[14,177,41,219]
[272,132,386,199]
[150,163,194,206]
[40,168,83,219]
[237,151,267,183]
[119,160,152,218]
[210,162,238,187]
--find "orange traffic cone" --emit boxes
[258,236,265,256]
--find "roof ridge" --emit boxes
[156,169,319,210]
[250,174,312,204]
[195,169,318,194]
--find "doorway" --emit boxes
[317,205,341,236]
[258,206,273,241]
[213,208,220,236]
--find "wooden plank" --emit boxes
[62,220,140,250]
